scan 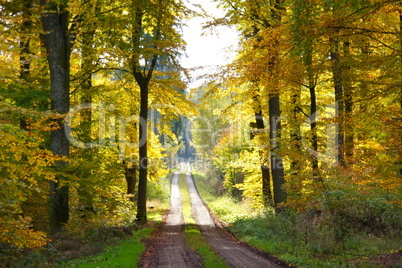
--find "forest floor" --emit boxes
[139,171,288,268]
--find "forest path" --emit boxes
[140,172,203,267]
[141,167,285,267]
[186,173,284,268]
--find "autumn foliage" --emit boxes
[0,0,401,265]
[193,0,401,226]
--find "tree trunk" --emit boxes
[136,82,148,223]
[76,3,98,214]
[124,162,137,202]
[131,1,159,223]
[247,0,275,207]
[305,49,320,180]
[398,11,402,177]
[343,40,354,164]
[41,0,71,234]
[253,111,273,206]
[271,0,286,211]
[269,94,286,210]
[19,0,33,130]
[289,86,302,197]
[79,9,95,144]
[20,0,32,81]
[330,33,345,167]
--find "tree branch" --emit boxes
[329,26,398,36]
[68,14,82,50]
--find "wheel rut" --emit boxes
[140,172,202,268]
[186,173,284,268]
[141,170,286,268]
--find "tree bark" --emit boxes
[253,111,273,206]
[124,162,137,202]
[41,0,71,234]
[248,0,274,207]
[19,0,33,130]
[20,0,32,82]
[343,40,354,164]
[289,86,302,196]
[136,82,149,222]
[398,11,402,177]
[79,6,95,144]
[305,48,320,180]
[330,33,345,167]
[269,94,286,210]
[269,0,286,211]
[131,0,159,223]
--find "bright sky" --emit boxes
[180,0,238,88]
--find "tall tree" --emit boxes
[218,0,287,209]
[269,94,286,208]
[118,0,187,222]
[266,0,286,209]
[40,0,76,233]
[249,1,273,207]
[290,0,321,182]
[343,40,354,163]
[329,28,345,166]
[253,106,273,206]
[130,0,158,222]
[326,1,356,167]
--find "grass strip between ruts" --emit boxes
[179,173,228,268]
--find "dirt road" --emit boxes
[186,173,284,268]
[141,171,285,268]
[140,172,203,267]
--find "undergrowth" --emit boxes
[192,171,402,268]
[67,228,154,268]
[0,178,170,267]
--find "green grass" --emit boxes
[69,228,154,268]
[191,172,254,223]
[192,172,402,268]
[179,173,228,268]
[65,202,168,268]
[191,172,224,203]
[65,180,170,268]
[179,173,194,224]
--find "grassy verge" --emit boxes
[179,173,228,268]
[67,228,154,268]
[3,176,171,267]
[191,172,253,223]
[192,172,402,268]
[64,178,171,268]
[64,203,168,268]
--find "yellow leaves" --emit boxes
[0,121,58,249]
[358,140,386,151]
[378,2,402,15]
[0,216,49,249]
[230,25,290,95]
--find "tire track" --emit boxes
[186,173,284,268]
[140,172,202,268]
